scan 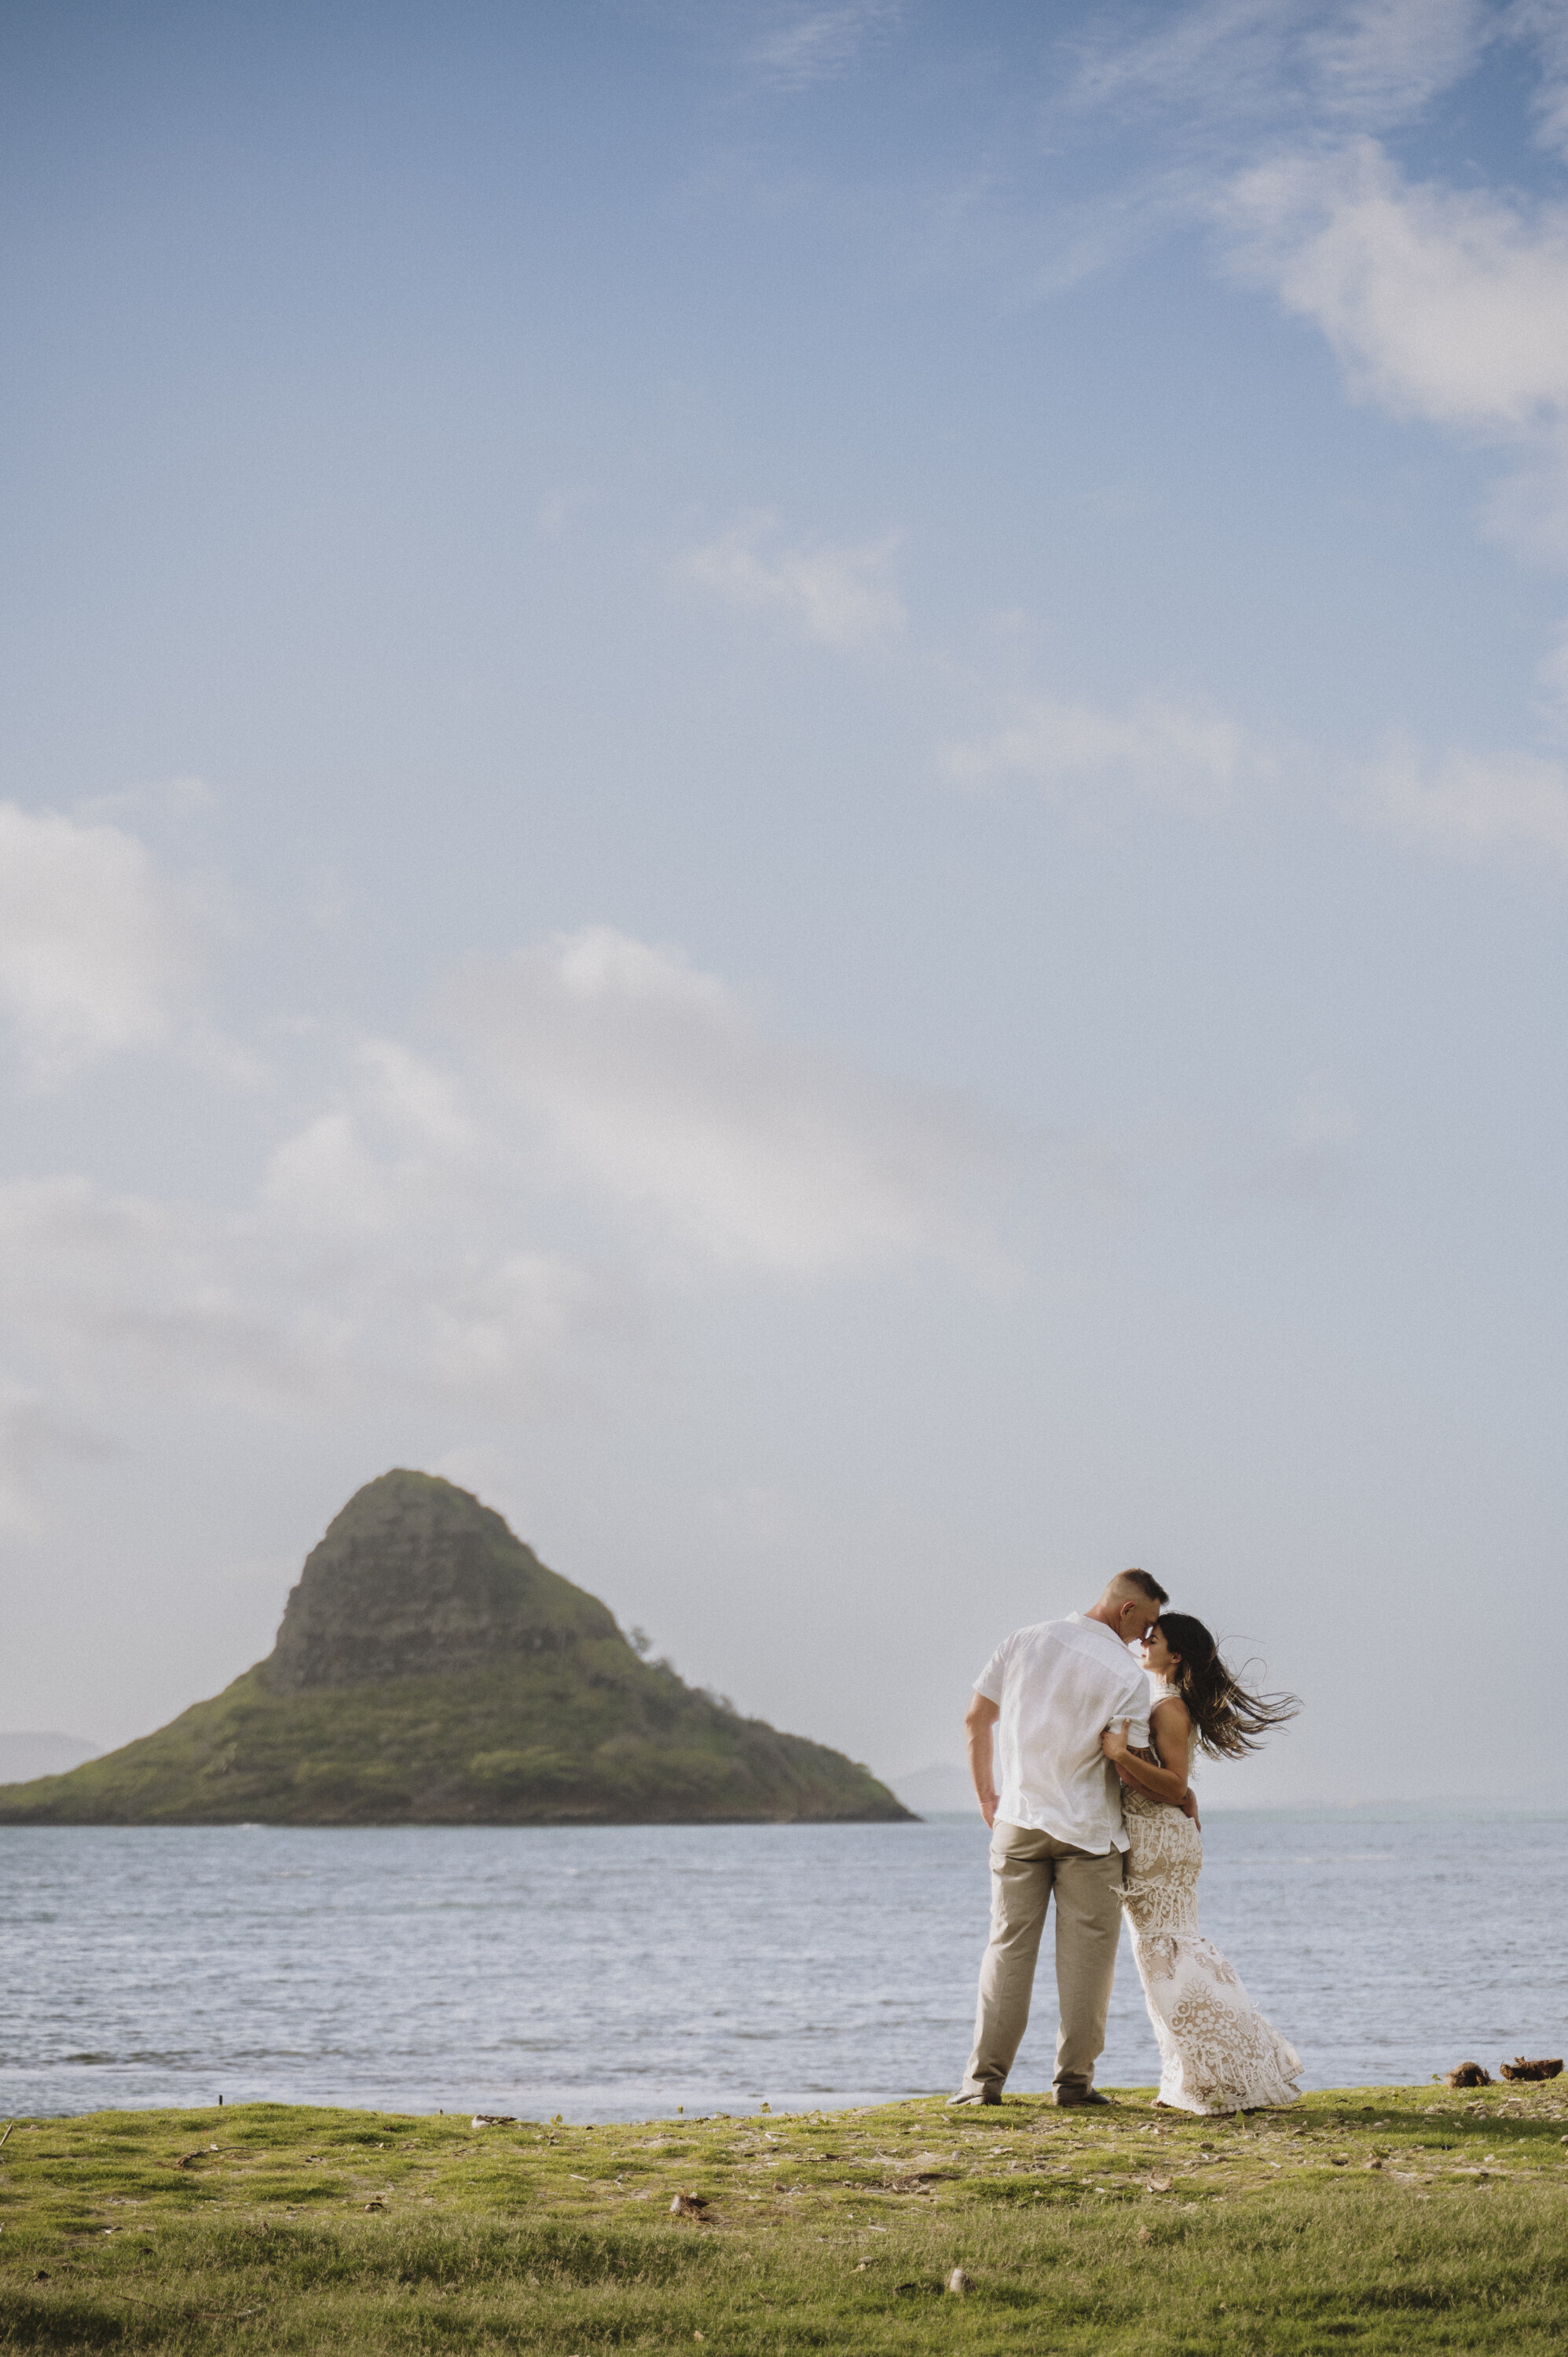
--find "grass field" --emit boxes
[2,2082,1565,2352]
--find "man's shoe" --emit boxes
[1053,2087,1111,2108]
[947,2088,1002,2106]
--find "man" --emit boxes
[952,1568,1169,2108]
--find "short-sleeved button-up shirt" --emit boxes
[974,1611,1152,1852]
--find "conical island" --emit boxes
[0,1472,911,1825]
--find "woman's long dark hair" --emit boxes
[1154,1612,1299,1761]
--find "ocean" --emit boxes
[2,1810,1561,2120]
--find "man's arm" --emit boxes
[1103,1697,1189,1806]
[965,1691,1001,1829]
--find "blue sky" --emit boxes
[2,0,1566,1802]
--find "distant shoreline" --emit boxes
[0,1798,1565,1829]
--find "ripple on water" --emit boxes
[0,1813,1563,2118]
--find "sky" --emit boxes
[2,0,1566,1807]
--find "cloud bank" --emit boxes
[0,893,1013,1527]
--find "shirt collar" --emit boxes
[1068,1610,1135,1657]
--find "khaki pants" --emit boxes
[958,1822,1125,2100]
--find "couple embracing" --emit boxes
[954,1569,1300,2115]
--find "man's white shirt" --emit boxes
[973,1613,1152,1853]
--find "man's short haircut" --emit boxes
[1108,1567,1168,1607]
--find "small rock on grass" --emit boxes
[947,2267,973,2295]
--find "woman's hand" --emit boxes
[1101,1719,1132,1764]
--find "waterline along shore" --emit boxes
[2,2085,1565,2352]
[3,1816,1564,2114]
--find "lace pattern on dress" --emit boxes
[1119,1722,1301,2114]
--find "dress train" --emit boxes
[1121,1780,1301,2114]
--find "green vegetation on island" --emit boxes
[1,2084,1565,2352]
[0,1472,907,1827]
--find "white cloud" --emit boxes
[941,681,1568,883]
[259,1111,404,1237]
[1367,736,1568,862]
[1072,23,1568,731]
[1067,0,1485,135]
[1053,4,1568,524]
[1068,1,1295,123]
[1299,0,1487,124]
[1221,138,1568,435]
[940,691,1259,812]
[0,803,208,1083]
[746,2,903,90]
[258,1041,483,1238]
[1508,0,1568,159]
[0,1011,616,1417]
[680,511,905,647]
[1211,130,1568,575]
[438,926,1004,1278]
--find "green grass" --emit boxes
[2,2084,1565,2352]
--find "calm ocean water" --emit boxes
[1,1812,1562,2120]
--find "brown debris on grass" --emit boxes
[0,2087,1565,2351]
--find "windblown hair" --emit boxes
[1154,1612,1299,1761]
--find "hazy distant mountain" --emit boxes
[0,1471,910,1827]
[890,1761,978,1816]
[0,1732,101,1784]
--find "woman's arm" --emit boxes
[1102,1697,1190,1806]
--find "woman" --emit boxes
[1102,1614,1301,2114]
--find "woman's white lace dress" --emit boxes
[1121,1679,1301,2113]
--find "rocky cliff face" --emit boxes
[262,1470,618,1692]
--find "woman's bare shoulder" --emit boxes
[1150,1692,1191,1728]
